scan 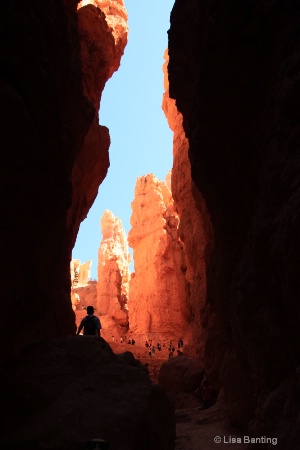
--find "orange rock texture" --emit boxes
[162,50,214,359]
[70,258,92,287]
[97,210,131,335]
[67,0,128,245]
[128,173,192,343]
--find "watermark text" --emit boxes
[214,436,278,445]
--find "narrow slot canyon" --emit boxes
[1,1,299,450]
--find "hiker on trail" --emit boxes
[178,338,184,349]
[76,306,101,336]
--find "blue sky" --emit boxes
[72,0,175,279]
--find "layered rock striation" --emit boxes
[97,210,131,332]
[128,173,192,343]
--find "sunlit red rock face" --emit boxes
[97,210,131,337]
[168,0,300,446]
[128,173,192,344]
[162,50,214,359]
[71,258,92,287]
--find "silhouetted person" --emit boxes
[77,306,101,336]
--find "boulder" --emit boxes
[159,355,205,395]
[1,336,175,450]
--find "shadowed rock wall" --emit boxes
[168,0,300,445]
[0,0,127,363]
[0,2,177,449]
[1,0,89,362]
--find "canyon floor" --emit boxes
[109,340,248,450]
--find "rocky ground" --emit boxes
[109,340,248,450]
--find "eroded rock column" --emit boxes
[97,210,130,336]
[128,173,192,343]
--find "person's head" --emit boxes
[87,306,94,315]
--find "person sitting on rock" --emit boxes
[76,306,101,337]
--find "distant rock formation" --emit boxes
[128,173,192,342]
[162,49,214,359]
[70,258,92,311]
[70,258,92,287]
[97,210,131,333]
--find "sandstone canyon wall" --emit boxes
[2,0,299,448]
[1,0,127,362]
[128,173,192,344]
[168,0,300,446]
[1,3,176,449]
[67,0,128,245]
[97,210,131,337]
[162,49,215,359]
